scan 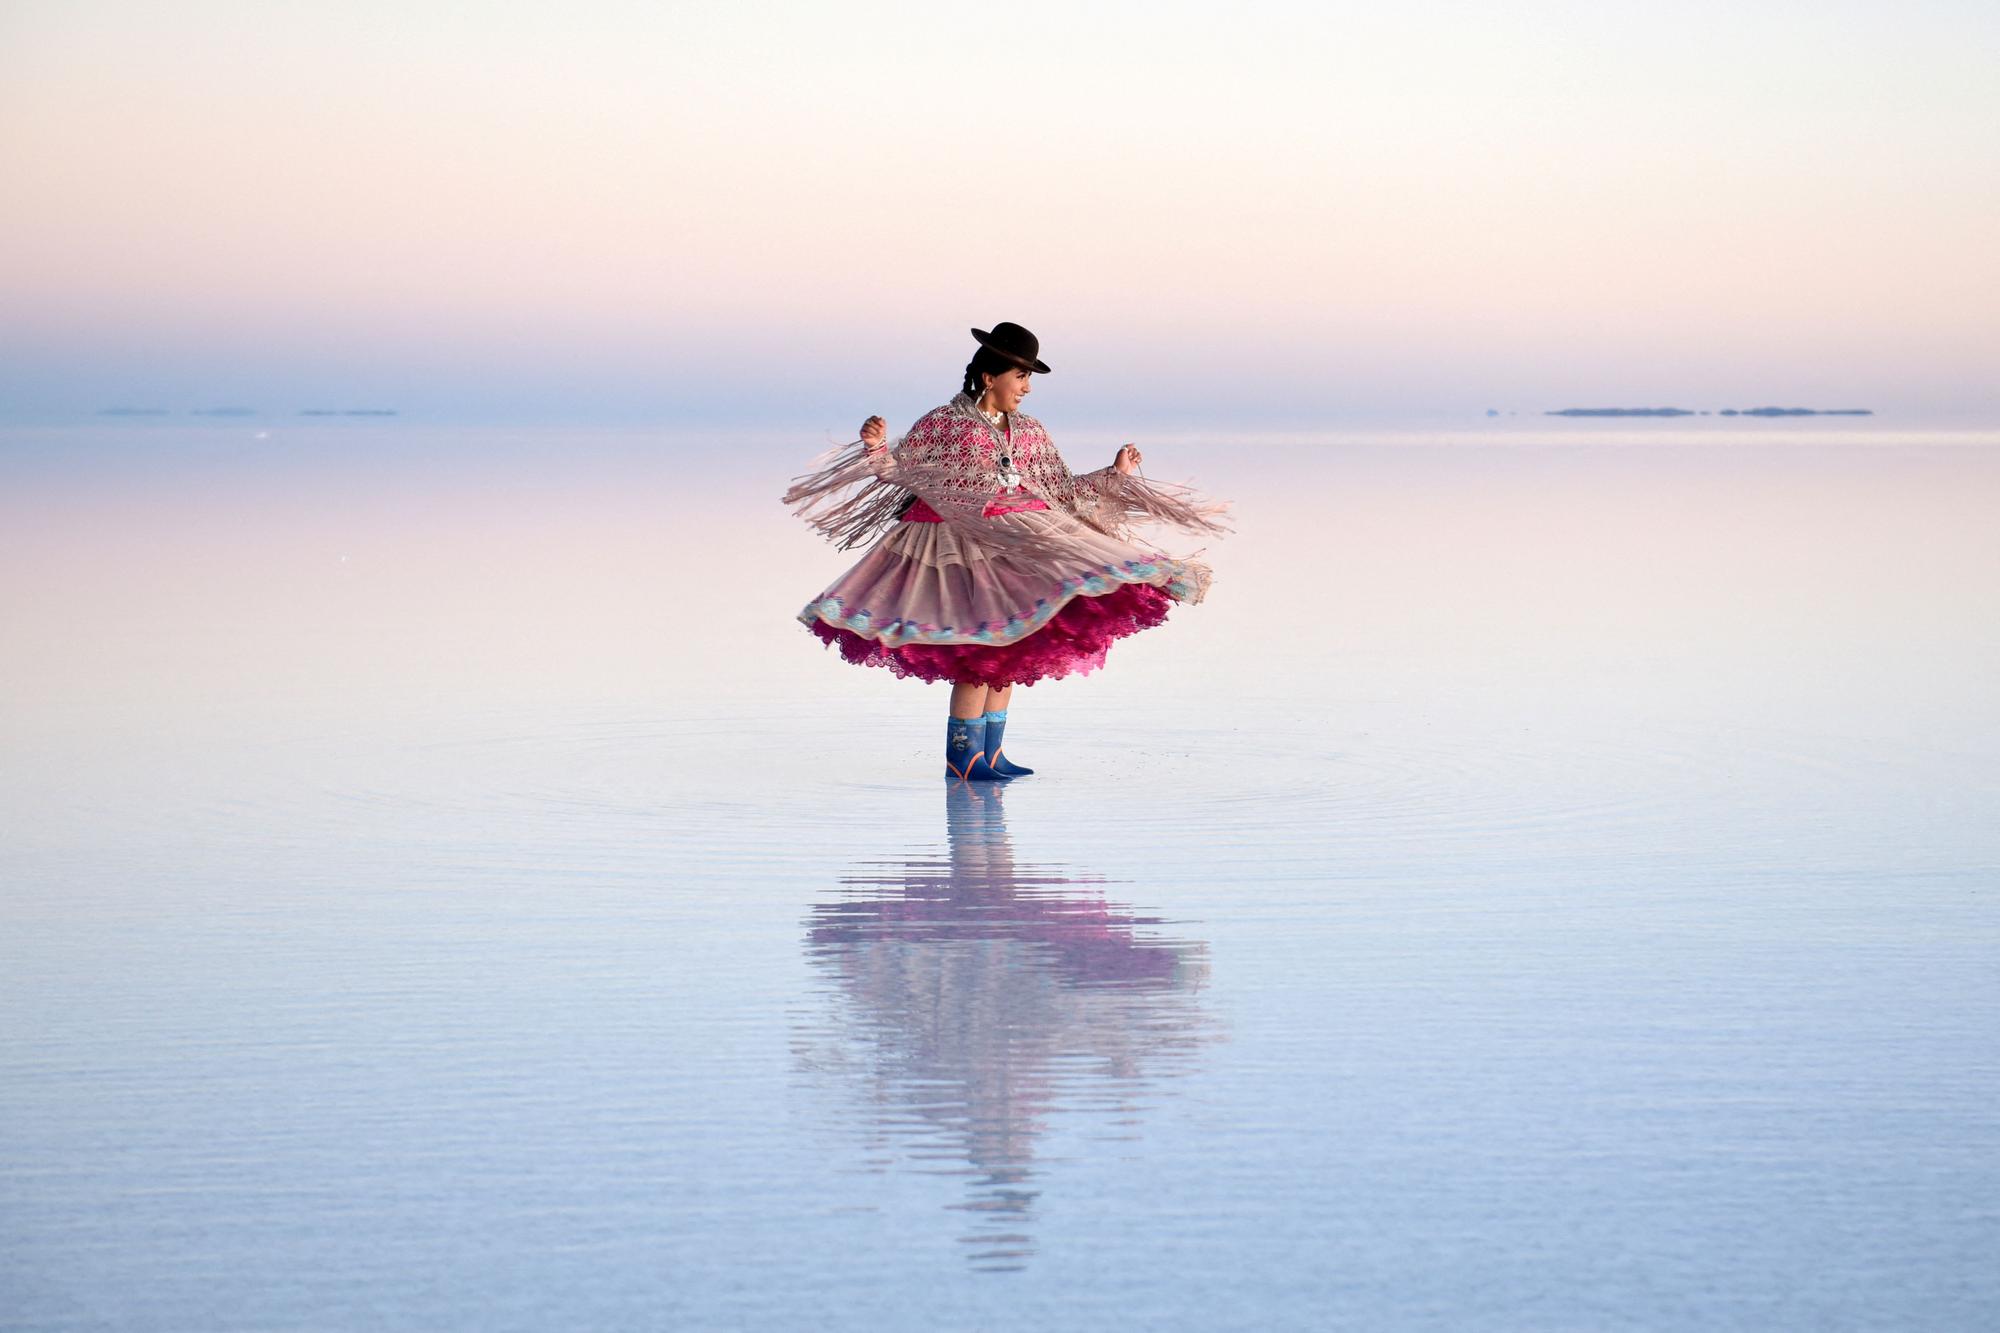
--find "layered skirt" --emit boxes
[798,507,1209,688]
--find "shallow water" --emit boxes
[3,422,1997,1329]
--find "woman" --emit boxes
[785,322,1227,781]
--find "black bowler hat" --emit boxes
[971,322,1052,374]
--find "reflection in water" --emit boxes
[798,783,1216,1271]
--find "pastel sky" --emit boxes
[3,0,1996,425]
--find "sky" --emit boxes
[2,0,1996,426]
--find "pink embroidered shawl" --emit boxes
[784,392,1229,554]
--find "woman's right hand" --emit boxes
[860,415,887,449]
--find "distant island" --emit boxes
[1721,407,1872,416]
[1547,407,1694,417]
[93,406,402,417]
[1544,406,1874,417]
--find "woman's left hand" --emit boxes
[1114,443,1142,475]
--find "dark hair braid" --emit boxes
[961,346,1017,399]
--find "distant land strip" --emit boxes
[94,407,401,416]
[1542,406,1874,417]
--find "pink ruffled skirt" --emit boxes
[798,507,1208,688]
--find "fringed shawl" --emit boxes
[784,394,1230,558]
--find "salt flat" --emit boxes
[3,422,1996,1330]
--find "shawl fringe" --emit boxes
[782,437,911,550]
[783,402,1232,568]
[1077,470,1233,542]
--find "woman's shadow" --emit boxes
[799,781,1217,1271]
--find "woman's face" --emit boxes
[981,367,1034,413]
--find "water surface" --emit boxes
[3,423,1997,1329]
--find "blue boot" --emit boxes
[983,709,1035,777]
[945,714,1006,782]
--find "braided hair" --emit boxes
[960,346,1020,399]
